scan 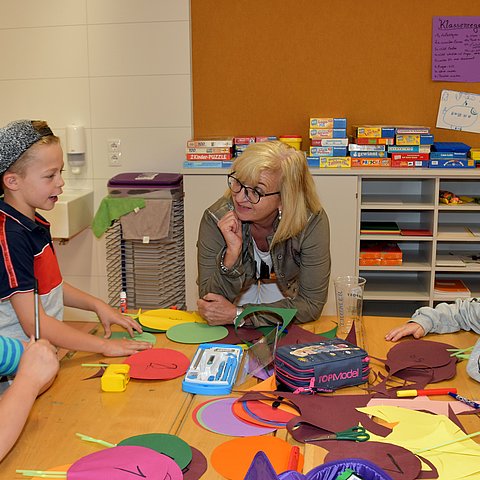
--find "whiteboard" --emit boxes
[436,89,480,133]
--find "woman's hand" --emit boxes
[217,211,242,268]
[197,293,237,326]
[95,302,143,338]
[385,322,425,342]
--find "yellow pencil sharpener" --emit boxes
[101,364,130,392]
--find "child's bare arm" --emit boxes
[0,338,58,461]
[10,292,151,356]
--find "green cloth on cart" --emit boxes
[92,196,146,238]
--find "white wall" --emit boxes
[0,0,192,320]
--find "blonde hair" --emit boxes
[225,140,322,245]
[6,121,59,177]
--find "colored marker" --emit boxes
[448,392,480,410]
[287,446,300,471]
[397,388,457,397]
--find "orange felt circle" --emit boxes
[32,464,71,479]
[211,436,303,480]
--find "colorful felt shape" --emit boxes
[192,397,276,436]
[371,340,458,398]
[358,405,480,479]
[124,348,190,380]
[211,324,264,344]
[244,399,298,424]
[166,322,228,344]
[139,309,205,331]
[109,331,156,344]
[182,446,208,480]
[237,391,391,441]
[276,325,332,347]
[231,400,287,429]
[28,446,182,479]
[30,465,71,480]
[324,441,435,480]
[211,436,304,480]
[118,433,192,470]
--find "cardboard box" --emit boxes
[309,146,348,156]
[355,126,395,138]
[351,158,391,167]
[310,117,347,129]
[429,159,475,168]
[309,128,347,139]
[391,159,430,168]
[318,156,351,168]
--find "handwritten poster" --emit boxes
[436,90,480,133]
[432,16,480,82]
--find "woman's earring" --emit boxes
[278,209,282,221]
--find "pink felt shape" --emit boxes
[68,445,182,479]
[125,348,190,380]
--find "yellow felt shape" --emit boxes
[139,309,206,330]
[358,405,480,479]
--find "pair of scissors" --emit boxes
[304,426,370,443]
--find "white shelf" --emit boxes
[363,277,429,301]
[357,172,480,315]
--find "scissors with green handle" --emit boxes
[304,426,370,443]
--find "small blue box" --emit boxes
[429,158,476,168]
[182,344,244,395]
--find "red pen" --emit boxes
[287,446,300,471]
[397,388,457,397]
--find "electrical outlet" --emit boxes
[107,138,121,152]
[109,152,122,166]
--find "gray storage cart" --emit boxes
[105,172,185,310]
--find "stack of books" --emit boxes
[184,137,234,168]
[429,142,475,169]
[433,278,471,298]
[359,241,403,266]
[307,117,350,168]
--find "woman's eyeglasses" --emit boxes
[227,173,280,204]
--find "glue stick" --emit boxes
[119,291,127,313]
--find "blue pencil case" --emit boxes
[274,338,370,393]
[182,343,243,395]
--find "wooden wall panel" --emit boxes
[191,0,480,145]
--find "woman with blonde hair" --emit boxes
[197,140,331,327]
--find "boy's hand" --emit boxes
[102,338,152,357]
[385,322,425,342]
[95,302,143,338]
[16,338,59,392]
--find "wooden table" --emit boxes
[2,316,479,479]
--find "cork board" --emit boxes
[191,0,480,145]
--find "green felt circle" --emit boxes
[166,322,228,344]
[118,433,192,470]
[109,331,157,344]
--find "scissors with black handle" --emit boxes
[304,426,370,443]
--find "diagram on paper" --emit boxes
[436,90,480,133]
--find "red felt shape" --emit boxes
[125,348,190,380]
